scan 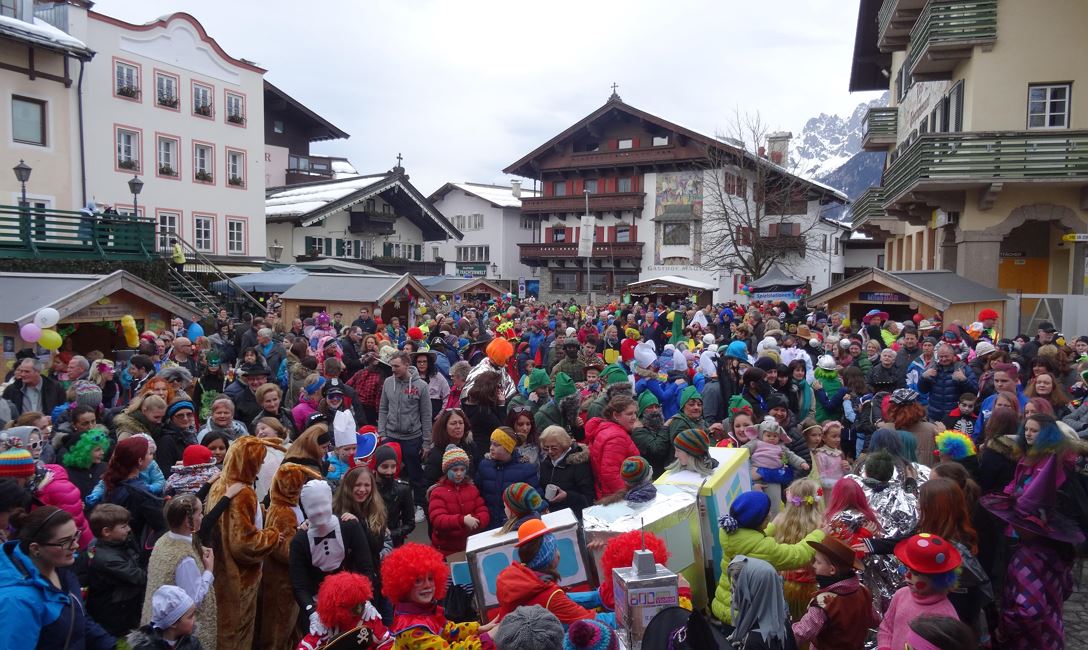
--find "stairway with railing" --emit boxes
[160,238,266,315]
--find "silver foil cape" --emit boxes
[846,472,922,612]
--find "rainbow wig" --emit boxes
[62,427,111,470]
[380,542,449,604]
[935,430,977,461]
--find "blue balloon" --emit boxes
[186,322,204,340]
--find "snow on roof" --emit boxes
[628,275,717,291]
[450,182,540,208]
[265,174,388,218]
[331,160,358,179]
[0,15,91,55]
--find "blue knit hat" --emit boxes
[165,400,195,420]
[719,491,771,533]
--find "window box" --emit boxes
[159,164,177,177]
[226,113,246,125]
[157,94,179,108]
[194,104,213,117]
[118,158,140,171]
[195,170,213,183]
[228,175,245,187]
[116,85,140,99]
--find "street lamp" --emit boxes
[269,239,284,262]
[490,262,498,279]
[13,160,31,207]
[127,175,143,217]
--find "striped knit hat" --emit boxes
[0,448,35,478]
[564,619,617,650]
[620,456,651,486]
[441,444,470,472]
[673,428,710,458]
[503,482,544,516]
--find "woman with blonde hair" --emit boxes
[88,358,121,409]
[113,393,168,441]
[334,465,392,616]
[769,478,826,620]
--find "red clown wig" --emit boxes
[599,531,669,609]
[317,572,374,632]
[380,542,450,604]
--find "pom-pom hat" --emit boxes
[441,444,469,472]
[894,533,961,574]
[620,456,650,486]
[182,444,213,467]
[978,308,999,322]
[673,427,710,457]
[503,482,544,516]
[564,619,617,650]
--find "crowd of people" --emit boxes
[0,296,1084,649]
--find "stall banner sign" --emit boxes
[464,508,589,619]
[654,446,750,603]
[751,291,796,301]
[858,291,911,302]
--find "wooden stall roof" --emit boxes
[809,269,1009,311]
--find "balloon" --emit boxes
[34,307,60,328]
[19,323,42,343]
[121,314,139,348]
[187,322,204,340]
[39,329,62,350]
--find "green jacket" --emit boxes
[534,400,566,432]
[710,526,824,623]
[551,357,586,383]
[631,422,672,478]
[507,392,540,415]
[667,413,704,439]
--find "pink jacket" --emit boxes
[877,587,957,650]
[36,464,93,549]
[585,417,639,499]
[812,447,845,489]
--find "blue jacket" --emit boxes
[475,451,540,530]
[0,541,115,650]
[635,375,683,419]
[918,361,979,422]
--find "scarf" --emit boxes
[792,378,812,418]
[728,555,789,647]
[625,481,658,503]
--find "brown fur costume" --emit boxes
[206,436,281,649]
[257,461,321,649]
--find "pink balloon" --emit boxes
[20,322,42,343]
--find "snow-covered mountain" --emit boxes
[792,92,888,179]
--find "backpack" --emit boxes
[854,391,888,452]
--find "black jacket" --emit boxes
[154,423,196,479]
[462,402,506,465]
[1,374,66,417]
[224,380,261,424]
[86,537,146,636]
[377,475,415,546]
[538,443,595,518]
[103,478,166,562]
[289,519,374,627]
[127,626,202,650]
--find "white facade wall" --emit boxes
[431,188,535,281]
[76,12,266,259]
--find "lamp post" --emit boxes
[127,175,143,217]
[13,160,32,207]
[269,239,284,263]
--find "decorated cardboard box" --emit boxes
[614,554,679,650]
[582,488,705,608]
[464,508,591,619]
[654,446,751,587]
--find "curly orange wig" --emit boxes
[380,542,450,604]
[316,572,374,632]
[486,338,514,365]
[599,531,669,609]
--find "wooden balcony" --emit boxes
[348,210,396,235]
[908,0,997,80]
[0,204,156,260]
[849,186,888,230]
[877,0,926,52]
[862,107,899,150]
[520,192,646,215]
[519,241,644,266]
[882,130,1088,212]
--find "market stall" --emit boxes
[279,272,433,326]
[418,276,505,302]
[744,265,805,301]
[625,275,716,307]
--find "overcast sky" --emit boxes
[94,0,883,194]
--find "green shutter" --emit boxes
[336,238,346,256]
[324,237,332,255]
[304,236,315,255]
[383,242,392,256]
[414,244,422,261]
[352,240,360,258]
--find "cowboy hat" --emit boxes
[862,309,890,324]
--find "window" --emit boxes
[194,215,213,252]
[584,179,598,194]
[833,237,840,256]
[457,246,489,262]
[520,216,535,230]
[0,0,15,17]
[382,203,393,214]
[192,83,213,117]
[821,234,828,252]
[589,273,609,292]
[114,60,139,99]
[614,271,639,287]
[225,92,246,125]
[553,227,567,243]
[617,138,633,150]
[652,136,669,146]
[365,199,376,212]
[157,211,179,250]
[575,140,600,153]
[877,253,886,269]
[193,143,213,182]
[617,177,632,193]
[12,97,45,145]
[616,225,632,243]
[227,150,245,187]
[663,223,690,245]
[1028,83,1071,129]
[736,226,755,246]
[273,119,284,134]
[456,213,483,230]
[947,82,964,132]
[553,271,578,291]
[432,246,439,260]
[156,136,179,177]
[155,73,178,109]
[724,172,747,197]
[552,181,567,197]
[389,242,419,260]
[359,239,373,259]
[227,219,245,254]
[116,127,140,171]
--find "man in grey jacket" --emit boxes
[378,351,432,517]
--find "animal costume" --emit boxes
[258,462,322,650]
[206,436,281,650]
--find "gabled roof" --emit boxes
[0,15,94,59]
[266,172,462,241]
[503,95,847,203]
[749,266,804,290]
[264,80,350,142]
[0,270,201,326]
[428,182,540,209]
[808,268,1008,310]
[418,276,504,295]
[280,273,432,305]
[626,275,717,292]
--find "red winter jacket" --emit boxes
[585,417,639,499]
[495,562,596,624]
[427,477,489,556]
[36,464,93,549]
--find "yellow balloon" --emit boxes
[39,329,62,350]
[121,314,139,348]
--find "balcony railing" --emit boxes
[0,204,156,260]
[882,131,1088,208]
[520,192,646,215]
[877,0,926,52]
[862,107,899,150]
[849,186,888,230]
[908,0,997,79]
[348,211,396,235]
[519,241,644,265]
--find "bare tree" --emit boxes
[696,109,836,282]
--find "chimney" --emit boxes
[757,146,766,158]
[767,131,792,166]
[511,180,522,198]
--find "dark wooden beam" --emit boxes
[0,60,67,85]
[63,55,71,88]
[27,46,35,80]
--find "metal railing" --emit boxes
[908,0,997,75]
[882,130,1088,207]
[849,186,888,230]
[0,204,156,260]
[519,241,644,259]
[863,108,899,148]
[159,237,266,314]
